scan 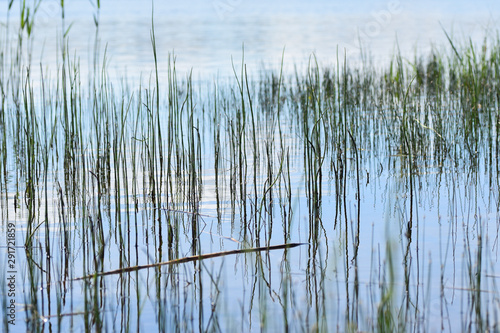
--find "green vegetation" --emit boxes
[0,1,499,332]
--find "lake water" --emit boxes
[1,1,500,332]
[2,0,500,80]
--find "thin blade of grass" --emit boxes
[440,22,462,63]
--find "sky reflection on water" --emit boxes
[2,0,499,81]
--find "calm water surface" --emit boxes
[2,0,500,80]
[1,1,500,332]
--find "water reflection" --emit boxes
[1,0,499,81]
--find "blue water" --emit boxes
[2,0,500,81]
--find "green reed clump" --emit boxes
[440,36,499,166]
[301,60,327,235]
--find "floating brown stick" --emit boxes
[75,242,307,280]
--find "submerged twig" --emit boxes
[75,243,307,280]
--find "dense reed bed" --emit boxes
[1,2,499,332]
